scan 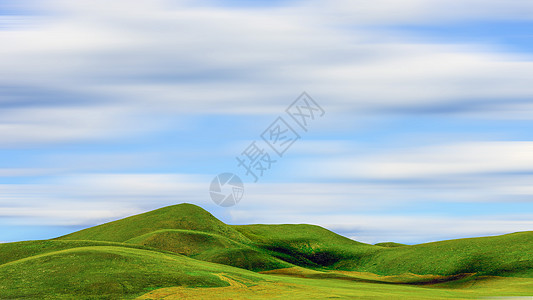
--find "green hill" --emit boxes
[0,245,263,299]
[343,231,533,277]
[374,242,407,247]
[124,229,293,271]
[0,203,531,299]
[234,225,532,278]
[58,204,295,272]
[58,203,250,244]
[0,239,176,266]
[233,224,377,268]
[56,203,533,278]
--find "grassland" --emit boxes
[138,272,533,300]
[0,203,530,299]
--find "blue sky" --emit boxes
[0,0,532,244]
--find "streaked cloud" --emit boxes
[1,172,531,243]
[314,141,533,180]
[0,0,532,244]
[309,0,533,25]
[1,0,533,146]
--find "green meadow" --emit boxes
[0,203,531,299]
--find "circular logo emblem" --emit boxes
[209,173,244,207]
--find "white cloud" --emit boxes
[0,173,531,242]
[0,173,211,226]
[0,0,532,243]
[0,168,64,177]
[0,106,143,147]
[313,141,533,180]
[1,0,533,147]
[307,0,533,25]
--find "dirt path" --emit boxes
[215,273,247,288]
[136,273,304,299]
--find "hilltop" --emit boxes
[59,203,250,244]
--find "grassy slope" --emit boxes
[138,274,533,300]
[233,224,378,268]
[2,241,527,299]
[125,229,293,271]
[59,203,250,244]
[2,243,530,299]
[0,245,264,299]
[58,204,296,272]
[234,224,532,278]
[340,231,533,277]
[0,240,179,266]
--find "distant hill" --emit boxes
[375,242,407,247]
[346,231,533,277]
[233,224,376,268]
[0,203,531,299]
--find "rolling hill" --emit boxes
[340,231,533,277]
[59,203,250,244]
[0,203,530,299]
